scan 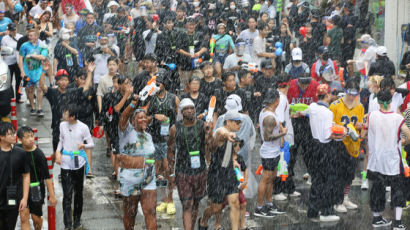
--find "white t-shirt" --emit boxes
[252,36,266,67]
[62,14,79,26]
[259,109,281,158]
[93,52,112,84]
[1,33,23,65]
[143,29,158,55]
[368,92,403,113]
[29,5,52,18]
[309,102,333,143]
[276,90,294,145]
[223,53,252,71]
[367,110,404,175]
[355,46,377,72]
[237,29,259,56]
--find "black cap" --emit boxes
[318,46,328,54]
[8,23,16,31]
[117,7,126,12]
[311,9,320,18]
[143,53,157,62]
[261,60,273,69]
[26,23,35,30]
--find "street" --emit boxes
[16,98,410,230]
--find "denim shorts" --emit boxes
[27,80,39,88]
[153,142,167,161]
[212,53,228,65]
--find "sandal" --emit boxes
[166,202,176,215]
[86,173,95,178]
[111,171,117,180]
[114,189,121,198]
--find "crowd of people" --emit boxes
[0,0,410,230]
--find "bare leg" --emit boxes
[122,195,139,230]
[19,208,30,230]
[227,193,240,230]
[26,86,35,110]
[181,200,194,230]
[257,170,275,206]
[200,202,223,227]
[240,203,246,229]
[36,86,43,110]
[32,214,43,230]
[140,190,157,230]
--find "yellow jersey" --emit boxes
[329,98,364,158]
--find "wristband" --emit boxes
[129,102,136,109]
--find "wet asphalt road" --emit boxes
[15,93,410,230]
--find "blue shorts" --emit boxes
[212,53,228,65]
[27,80,39,88]
[153,142,167,161]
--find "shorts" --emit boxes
[153,142,167,161]
[176,171,207,201]
[222,190,246,207]
[27,81,39,88]
[212,53,228,65]
[118,167,156,197]
[261,156,280,171]
[27,199,43,217]
[368,171,405,212]
[207,171,238,204]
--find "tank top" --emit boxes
[208,140,236,183]
[259,109,281,158]
[147,92,176,143]
[175,120,206,175]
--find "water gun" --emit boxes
[238,60,258,73]
[277,141,289,181]
[209,38,216,62]
[331,125,346,135]
[18,76,30,94]
[164,62,177,71]
[346,123,359,142]
[256,165,263,175]
[234,167,244,182]
[206,96,216,123]
[289,103,309,115]
[402,147,410,177]
[139,76,160,102]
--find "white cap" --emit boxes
[359,34,372,44]
[376,46,387,56]
[107,1,120,8]
[225,94,242,112]
[291,48,303,61]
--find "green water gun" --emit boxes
[289,103,309,115]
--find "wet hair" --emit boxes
[380,77,395,91]
[17,126,34,139]
[107,56,119,65]
[248,17,257,23]
[277,73,290,88]
[64,104,79,119]
[368,75,383,87]
[164,16,174,23]
[222,71,235,82]
[0,122,15,137]
[233,139,245,149]
[257,22,268,31]
[176,5,186,12]
[131,108,147,121]
[75,69,87,79]
[317,94,326,100]
[345,78,360,91]
[189,76,201,84]
[377,89,393,102]
[238,69,248,80]
[115,74,128,85]
[332,15,342,27]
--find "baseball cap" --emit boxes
[317,46,328,54]
[225,94,243,112]
[79,8,90,15]
[224,110,241,121]
[292,48,303,61]
[316,84,330,96]
[359,34,372,44]
[376,46,387,56]
[261,60,273,69]
[7,23,16,31]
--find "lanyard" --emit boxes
[156,92,168,117]
[30,151,39,182]
[183,122,199,152]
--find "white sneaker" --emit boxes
[320,215,340,222]
[361,179,369,190]
[303,173,310,180]
[306,177,312,185]
[273,193,287,201]
[386,186,391,192]
[343,197,358,210]
[334,204,347,213]
[289,191,301,197]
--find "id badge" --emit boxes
[190,150,200,169]
[30,182,42,202]
[160,118,170,136]
[66,54,73,66]
[6,185,17,207]
[189,45,195,55]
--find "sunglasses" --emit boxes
[233,120,242,125]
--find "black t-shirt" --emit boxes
[176,31,208,70]
[45,87,81,130]
[234,154,247,171]
[175,120,206,175]
[53,38,80,79]
[208,141,236,185]
[155,30,179,64]
[77,24,103,60]
[215,87,248,115]
[147,92,177,143]
[199,77,223,99]
[180,92,208,115]
[66,86,95,122]
[16,35,29,51]
[0,146,30,209]
[254,74,277,99]
[106,15,129,42]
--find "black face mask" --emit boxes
[322,53,329,60]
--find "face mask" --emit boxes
[193,2,200,7]
[61,33,70,40]
[368,87,374,94]
[230,5,236,10]
[100,44,108,49]
[322,53,329,60]
[236,46,245,56]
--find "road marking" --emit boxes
[38,137,52,144]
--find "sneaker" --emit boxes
[267,203,286,215]
[334,204,347,213]
[253,206,276,218]
[156,202,167,213]
[289,191,301,197]
[393,220,406,230]
[306,177,312,185]
[303,173,310,180]
[386,186,391,192]
[73,224,83,230]
[37,109,44,117]
[361,179,369,190]
[404,201,410,209]
[343,197,358,210]
[320,215,340,222]
[30,109,36,116]
[166,202,176,215]
[372,216,391,227]
[273,193,287,201]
